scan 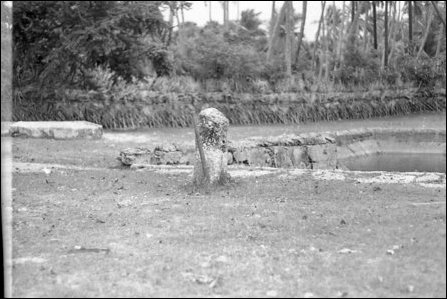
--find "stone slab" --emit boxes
[1,122,12,136]
[9,121,103,139]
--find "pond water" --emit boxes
[339,152,446,173]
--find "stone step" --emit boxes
[9,121,103,139]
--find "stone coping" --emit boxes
[118,127,446,170]
[8,121,103,139]
[230,127,446,148]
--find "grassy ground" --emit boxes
[8,112,447,297]
[11,168,446,297]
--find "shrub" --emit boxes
[172,24,265,84]
[398,54,445,88]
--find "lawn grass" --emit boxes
[11,168,446,297]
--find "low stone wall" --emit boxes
[118,128,446,170]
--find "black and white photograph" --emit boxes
[1,1,446,297]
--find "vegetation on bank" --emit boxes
[5,1,447,127]
[13,87,446,129]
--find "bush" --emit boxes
[398,54,446,88]
[172,24,265,83]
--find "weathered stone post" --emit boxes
[193,108,230,185]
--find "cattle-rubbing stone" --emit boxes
[193,108,230,185]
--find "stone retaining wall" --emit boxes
[14,88,446,129]
[119,128,446,170]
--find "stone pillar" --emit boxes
[193,108,230,185]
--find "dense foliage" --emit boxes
[13,1,171,90]
[9,1,447,127]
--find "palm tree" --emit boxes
[430,1,446,30]
[372,1,378,50]
[313,1,327,70]
[204,1,212,22]
[269,1,276,36]
[267,1,286,62]
[383,0,388,67]
[417,3,434,59]
[285,1,294,77]
[408,0,413,44]
[221,1,229,29]
[294,1,307,68]
[335,1,345,67]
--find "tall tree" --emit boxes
[363,2,370,52]
[383,1,389,67]
[267,2,286,62]
[294,1,307,68]
[205,1,213,21]
[408,0,413,44]
[351,1,355,22]
[269,1,276,37]
[313,1,327,69]
[372,1,378,50]
[335,1,345,67]
[222,1,229,29]
[430,1,446,30]
[388,1,398,65]
[284,1,294,77]
[417,3,434,59]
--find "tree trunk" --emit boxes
[435,25,444,56]
[335,1,345,68]
[267,2,287,62]
[269,1,276,37]
[408,1,413,43]
[236,1,240,21]
[209,1,212,21]
[285,1,294,77]
[324,6,330,82]
[373,1,378,50]
[363,3,369,52]
[294,1,307,67]
[431,1,446,31]
[388,1,398,66]
[319,3,329,82]
[312,1,326,71]
[383,1,388,68]
[348,1,361,41]
[180,2,185,26]
[351,1,355,22]
[166,4,174,46]
[417,5,434,59]
[223,1,229,29]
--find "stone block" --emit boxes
[307,143,337,169]
[291,147,310,168]
[273,147,293,168]
[9,121,103,139]
[119,147,152,166]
